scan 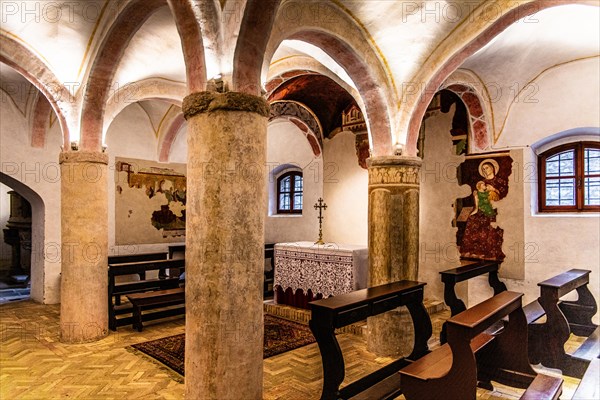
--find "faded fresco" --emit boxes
[115,157,186,245]
[455,154,513,261]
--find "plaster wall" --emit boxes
[265,120,322,244]
[419,108,470,302]
[105,104,184,256]
[0,94,62,304]
[322,130,368,246]
[470,59,600,316]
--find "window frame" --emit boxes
[538,141,600,212]
[276,171,303,214]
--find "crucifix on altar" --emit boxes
[314,197,327,245]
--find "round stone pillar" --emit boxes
[183,91,268,400]
[366,156,422,356]
[59,151,108,343]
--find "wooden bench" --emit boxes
[108,258,185,330]
[126,288,185,332]
[528,269,598,378]
[400,291,563,400]
[572,356,600,400]
[108,251,168,265]
[439,259,506,343]
[571,326,599,399]
[309,280,432,400]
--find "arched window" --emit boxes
[538,142,600,212]
[277,171,303,214]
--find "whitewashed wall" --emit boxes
[322,130,368,246]
[105,103,185,256]
[420,59,600,321]
[0,93,62,304]
[265,120,322,244]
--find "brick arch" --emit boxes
[0,33,74,148]
[404,0,595,156]
[81,0,206,151]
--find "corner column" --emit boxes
[367,156,421,356]
[183,91,268,399]
[59,151,109,343]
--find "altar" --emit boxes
[273,241,369,309]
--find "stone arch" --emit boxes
[30,94,52,148]
[232,0,282,95]
[0,172,45,303]
[269,100,322,148]
[262,0,395,156]
[0,33,74,148]
[81,0,205,151]
[103,78,186,138]
[289,30,392,157]
[158,112,186,162]
[403,0,596,156]
[440,71,493,152]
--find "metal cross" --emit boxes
[314,197,328,245]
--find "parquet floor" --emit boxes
[1,300,582,399]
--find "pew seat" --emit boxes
[126,288,185,332]
[400,291,563,400]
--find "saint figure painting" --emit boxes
[456,155,512,260]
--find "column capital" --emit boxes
[367,156,421,187]
[182,91,270,120]
[59,151,108,165]
[366,155,422,169]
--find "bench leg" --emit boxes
[559,285,598,337]
[309,320,345,400]
[132,305,143,332]
[441,281,466,344]
[406,296,432,360]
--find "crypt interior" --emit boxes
[0,0,599,399]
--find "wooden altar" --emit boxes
[274,241,368,309]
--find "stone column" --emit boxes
[367,156,421,356]
[59,151,108,343]
[183,91,269,399]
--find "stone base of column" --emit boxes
[367,308,415,357]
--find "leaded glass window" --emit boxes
[277,172,303,214]
[539,142,600,212]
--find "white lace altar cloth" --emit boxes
[274,242,368,297]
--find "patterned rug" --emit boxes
[129,315,316,376]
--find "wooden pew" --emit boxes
[309,280,432,400]
[439,259,507,343]
[126,287,185,332]
[108,251,168,266]
[400,291,563,400]
[108,259,185,330]
[572,356,600,400]
[528,269,598,378]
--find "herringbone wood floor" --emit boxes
[1,300,581,399]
